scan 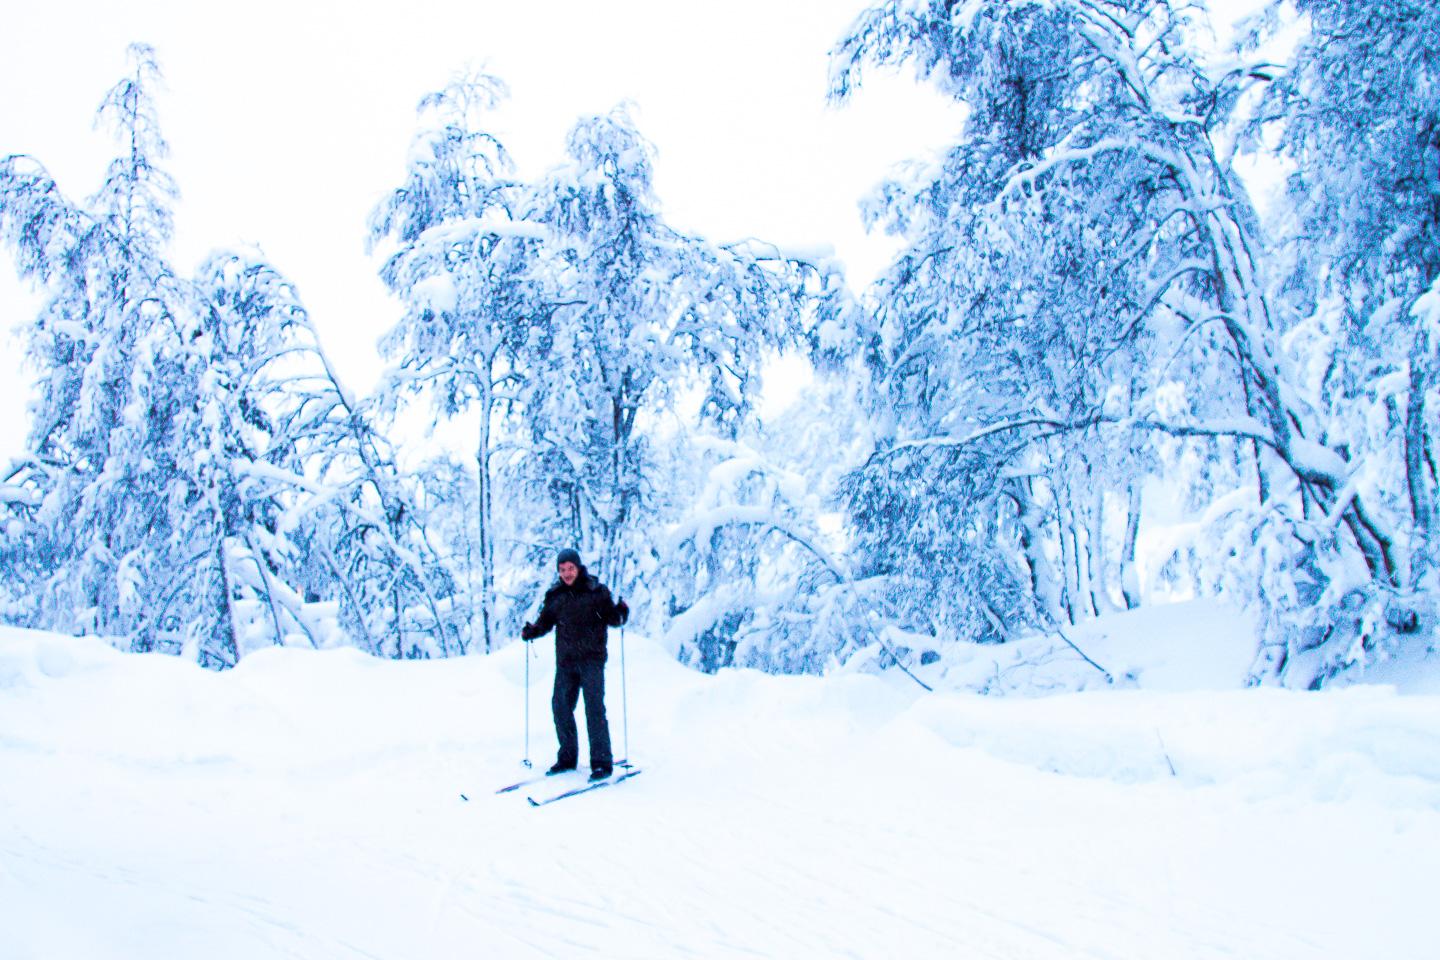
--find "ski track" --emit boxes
[2,632,1436,959]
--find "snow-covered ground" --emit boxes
[2,605,1437,959]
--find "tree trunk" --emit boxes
[216,536,241,665]
[1405,322,1436,596]
[1015,477,1062,619]
[475,374,496,655]
[1120,482,1142,610]
[602,385,637,591]
[1055,478,1081,625]
[1086,480,1113,615]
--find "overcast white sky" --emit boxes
[0,0,965,462]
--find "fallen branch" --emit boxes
[1056,627,1114,684]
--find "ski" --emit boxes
[460,769,566,801]
[494,772,553,795]
[527,768,642,807]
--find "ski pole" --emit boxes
[523,636,532,769]
[619,619,630,767]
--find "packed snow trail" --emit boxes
[1,620,1436,959]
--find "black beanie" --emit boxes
[556,548,582,568]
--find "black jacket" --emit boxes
[527,569,624,664]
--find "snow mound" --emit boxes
[923,598,1261,694]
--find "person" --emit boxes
[521,548,629,781]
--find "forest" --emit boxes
[1,0,1435,689]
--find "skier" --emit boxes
[521,548,629,781]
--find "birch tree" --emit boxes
[832,0,1418,683]
[511,108,833,596]
[368,70,537,653]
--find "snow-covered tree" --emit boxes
[829,2,1194,647]
[1245,0,1440,677]
[0,46,458,664]
[0,44,210,655]
[194,250,463,660]
[510,108,833,602]
[830,0,1416,683]
[368,70,539,653]
[653,362,894,675]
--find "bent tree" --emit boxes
[831,0,1423,684]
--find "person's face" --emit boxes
[558,561,579,585]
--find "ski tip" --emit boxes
[526,796,542,807]
[460,793,470,802]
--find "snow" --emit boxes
[3,602,1438,959]
[723,238,842,275]
[922,599,1262,694]
[0,483,40,507]
[413,273,459,315]
[416,216,550,248]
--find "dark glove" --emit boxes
[615,600,629,625]
[520,622,538,642]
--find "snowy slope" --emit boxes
[2,617,1437,960]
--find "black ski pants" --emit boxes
[552,659,612,771]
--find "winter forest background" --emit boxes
[1,0,1436,690]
